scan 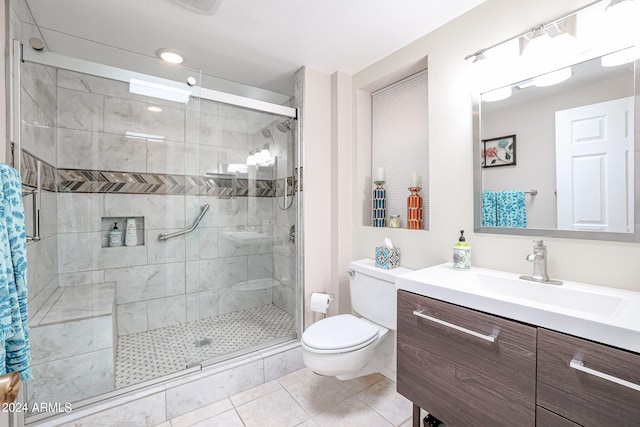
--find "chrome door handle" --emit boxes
[570,359,640,392]
[413,310,498,343]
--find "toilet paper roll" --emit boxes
[310,292,331,314]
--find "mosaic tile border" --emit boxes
[57,169,296,197]
[20,150,57,191]
[20,149,297,197]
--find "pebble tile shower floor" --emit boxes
[115,304,295,388]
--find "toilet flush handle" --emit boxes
[347,270,355,278]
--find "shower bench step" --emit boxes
[30,282,116,327]
[27,282,117,408]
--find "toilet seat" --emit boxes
[301,314,380,354]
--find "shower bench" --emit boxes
[27,282,117,407]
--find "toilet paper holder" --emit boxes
[309,292,334,319]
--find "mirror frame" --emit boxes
[473,57,640,242]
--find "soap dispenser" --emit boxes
[453,230,470,270]
[109,222,122,247]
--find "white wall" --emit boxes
[300,67,335,327]
[337,0,640,294]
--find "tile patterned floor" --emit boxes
[115,304,295,388]
[153,368,416,427]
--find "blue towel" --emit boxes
[0,163,32,381]
[481,190,497,227]
[496,190,526,228]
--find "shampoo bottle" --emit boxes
[453,230,470,270]
[125,218,138,246]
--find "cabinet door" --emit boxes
[397,290,537,426]
[537,328,640,426]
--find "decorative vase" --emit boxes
[407,187,423,230]
[373,181,386,227]
[125,218,138,246]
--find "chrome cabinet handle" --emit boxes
[570,359,640,392]
[413,310,498,343]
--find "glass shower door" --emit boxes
[18,28,299,419]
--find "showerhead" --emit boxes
[276,119,293,133]
[261,128,272,139]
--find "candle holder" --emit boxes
[373,181,386,227]
[407,187,423,230]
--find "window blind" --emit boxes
[371,69,429,229]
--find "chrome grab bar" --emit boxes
[22,188,41,242]
[413,310,498,343]
[157,203,210,241]
[570,359,640,392]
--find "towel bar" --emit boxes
[22,188,41,242]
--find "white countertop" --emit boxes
[396,263,640,353]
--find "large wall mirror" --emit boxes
[472,0,640,242]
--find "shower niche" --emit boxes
[101,216,145,248]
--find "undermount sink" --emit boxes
[451,273,625,317]
[396,263,640,353]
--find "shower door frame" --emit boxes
[15,45,304,423]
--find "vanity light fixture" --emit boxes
[519,25,553,60]
[519,15,578,60]
[156,48,185,64]
[465,49,487,63]
[465,9,578,64]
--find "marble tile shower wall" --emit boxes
[19,59,59,318]
[55,70,297,335]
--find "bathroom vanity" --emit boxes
[395,264,640,426]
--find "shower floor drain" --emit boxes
[194,338,212,347]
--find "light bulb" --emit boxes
[522,28,553,62]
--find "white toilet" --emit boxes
[301,259,412,381]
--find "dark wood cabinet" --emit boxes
[397,290,537,426]
[397,290,640,427]
[537,328,640,427]
[536,406,580,427]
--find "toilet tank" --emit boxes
[348,259,413,330]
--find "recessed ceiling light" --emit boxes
[148,106,163,113]
[156,48,185,64]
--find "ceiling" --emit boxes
[25,0,486,96]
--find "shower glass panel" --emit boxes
[17,30,299,419]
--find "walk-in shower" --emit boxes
[12,20,302,423]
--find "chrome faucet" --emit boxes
[520,240,563,285]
